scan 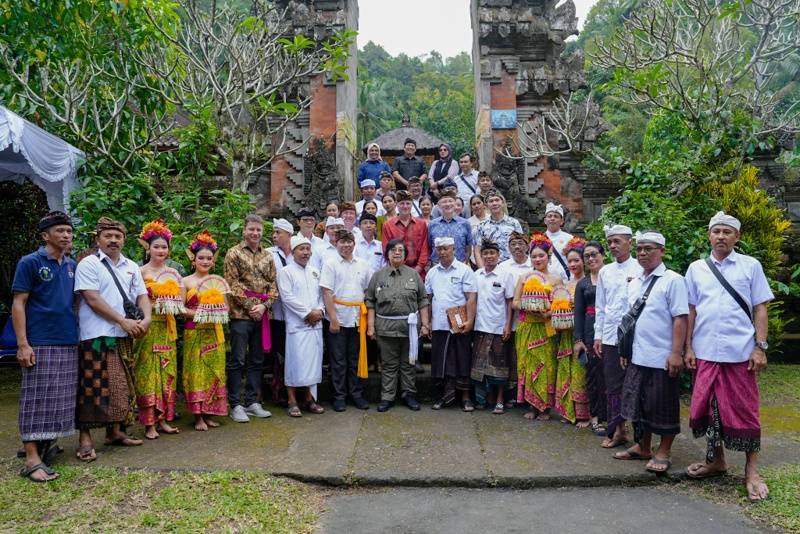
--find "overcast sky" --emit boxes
[357,0,596,59]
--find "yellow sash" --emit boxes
[334,299,369,379]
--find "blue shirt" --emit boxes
[357,159,391,187]
[11,247,79,345]
[428,216,473,264]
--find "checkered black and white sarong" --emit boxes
[19,345,79,442]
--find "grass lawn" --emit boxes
[0,458,322,533]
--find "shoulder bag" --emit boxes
[705,257,752,321]
[98,255,145,321]
[617,275,659,360]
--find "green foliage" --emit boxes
[358,43,474,156]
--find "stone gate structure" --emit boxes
[264,0,616,228]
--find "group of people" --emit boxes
[11,159,772,502]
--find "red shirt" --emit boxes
[381,216,430,277]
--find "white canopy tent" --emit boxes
[0,105,85,211]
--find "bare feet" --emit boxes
[145,426,160,440]
[158,422,180,435]
[536,411,551,421]
[204,417,220,428]
[523,411,536,420]
[576,420,590,429]
[746,474,769,502]
[194,418,208,431]
[686,461,728,479]
[601,435,628,448]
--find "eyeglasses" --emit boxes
[583,252,600,259]
[439,148,448,152]
[636,246,660,254]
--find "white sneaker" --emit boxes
[230,405,250,423]
[245,402,272,418]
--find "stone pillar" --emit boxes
[472,0,602,229]
[264,0,358,218]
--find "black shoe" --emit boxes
[353,397,369,410]
[333,400,346,412]
[377,400,394,412]
[431,398,446,410]
[403,395,421,411]
[415,362,425,374]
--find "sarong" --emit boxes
[431,330,472,391]
[553,330,590,423]
[183,323,228,416]
[585,346,607,422]
[602,344,625,438]
[76,337,134,428]
[621,363,680,443]
[133,315,177,426]
[515,312,556,412]
[19,345,78,442]
[268,319,287,405]
[471,331,510,406]
[689,359,760,461]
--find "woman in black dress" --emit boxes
[573,240,608,435]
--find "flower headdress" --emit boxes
[139,219,173,244]
[529,231,552,253]
[186,229,218,261]
[563,236,586,256]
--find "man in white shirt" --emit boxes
[684,212,774,502]
[543,202,574,281]
[267,218,295,406]
[425,237,477,411]
[321,230,372,412]
[496,231,534,406]
[321,217,344,263]
[355,213,386,274]
[296,207,327,271]
[614,231,688,474]
[453,153,479,217]
[355,179,386,217]
[74,217,150,456]
[278,236,326,417]
[593,224,643,449]
[470,241,515,413]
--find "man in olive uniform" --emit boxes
[365,239,431,412]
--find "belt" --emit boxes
[586,306,596,316]
[376,312,419,363]
[335,299,369,379]
[244,291,272,352]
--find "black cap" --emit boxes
[38,211,73,231]
[296,207,317,219]
[359,213,378,224]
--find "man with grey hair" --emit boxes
[614,231,688,474]
[684,212,774,501]
[593,224,642,449]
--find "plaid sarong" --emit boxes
[19,345,79,442]
[76,337,134,429]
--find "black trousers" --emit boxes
[328,326,364,402]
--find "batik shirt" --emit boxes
[474,216,524,262]
[223,241,278,320]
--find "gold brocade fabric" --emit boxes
[223,242,278,320]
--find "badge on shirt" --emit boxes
[450,276,459,284]
[492,282,502,288]
[38,266,53,282]
[312,271,319,279]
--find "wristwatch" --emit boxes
[755,340,768,351]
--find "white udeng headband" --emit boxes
[708,211,741,231]
[603,224,633,237]
[434,237,455,247]
[545,202,564,217]
[634,231,666,246]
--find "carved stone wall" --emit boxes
[472,0,614,230]
[261,0,359,218]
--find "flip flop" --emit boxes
[601,436,628,449]
[76,446,97,462]
[590,422,608,436]
[19,463,57,482]
[686,462,728,479]
[305,402,325,414]
[614,448,652,460]
[646,457,672,473]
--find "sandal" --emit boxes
[76,446,97,463]
[686,462,728,479]
[492,403,505,415]
[305,402,325,414]
[646,457,672,473]
[20,463,57,482]
[601,436,628,449]
[287,403,302,418]
[590,422,607,436]
[613,447,652,461]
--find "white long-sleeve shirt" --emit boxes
[277,262,324,334]
[593,256,643,345]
